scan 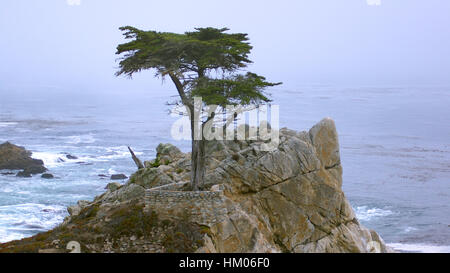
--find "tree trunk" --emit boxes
[190,139,206,191]
[190,106,206,191]
[128,146,144,170]
[167,72,207,191]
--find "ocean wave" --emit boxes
[32,152,70,168]
[402,226,418,233]
[0,187,14,193]
[355,206,393,221]
[388,243,450,253]
[96,146,138,160]
[0,230,25,244]
[30,146,141,168]
[0,122,18,128]
[108,168,118,175]
[85,146,143,162]
[0,203,67,243]
[64,134,97,145]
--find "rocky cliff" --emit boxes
[0,118,392,253]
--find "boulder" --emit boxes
[0,142,47,175]
[111,174,128,180]
[67,201,89,217]
[41,173,54,179]
[16,171,32,178]
[156,143,182,161]
[16,165,48,178]
[105,182,121,192]
[24,165,47,175]
[308,118,340,168]
[66,154,78,160]
[128,166,175,189]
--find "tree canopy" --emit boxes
[116,26,281,190]
[116,26,281,108]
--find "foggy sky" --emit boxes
[1,0,450,95]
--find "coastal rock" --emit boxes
[16,171,32,178]
[67,200,91,217]
[129,166,176,189]
[0,119,393,253]
[76,162,93,166]
[111,174,128,180]
[142,118,391,253]
[156,143,182,160]
[66,154,78,160]
[41,173,54,179]
[0,142,47,175]
[308,118,340,168]
[94,183,145,204]
[24,165,47,175]
[154,143,183,165]
[105,182,121,192]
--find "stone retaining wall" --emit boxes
[144,188,228,226]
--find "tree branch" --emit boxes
[168,71,192,107]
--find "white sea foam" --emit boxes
[0,230,25,243]
[0,122,18,128]
[355,206,393,221]
[0,203,67,243]
[29,145,141,169]
[0,187,14,193]
[108,168,118,175]
[92,146,142,161]
[64,134,96,144]
[388,243,450,253]
[32,151,68,168]
[403,226,418,233]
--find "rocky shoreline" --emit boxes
[0,118,393,253]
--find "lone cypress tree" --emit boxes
[116,26,281,190]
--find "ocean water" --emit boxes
[0,86,449,253]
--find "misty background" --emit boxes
[1,1,450,250]
[1,0,450,96]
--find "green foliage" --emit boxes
[191,72,281,106]
[150,157,161,168]
[116,27,252,77]
[115,26,281,108]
